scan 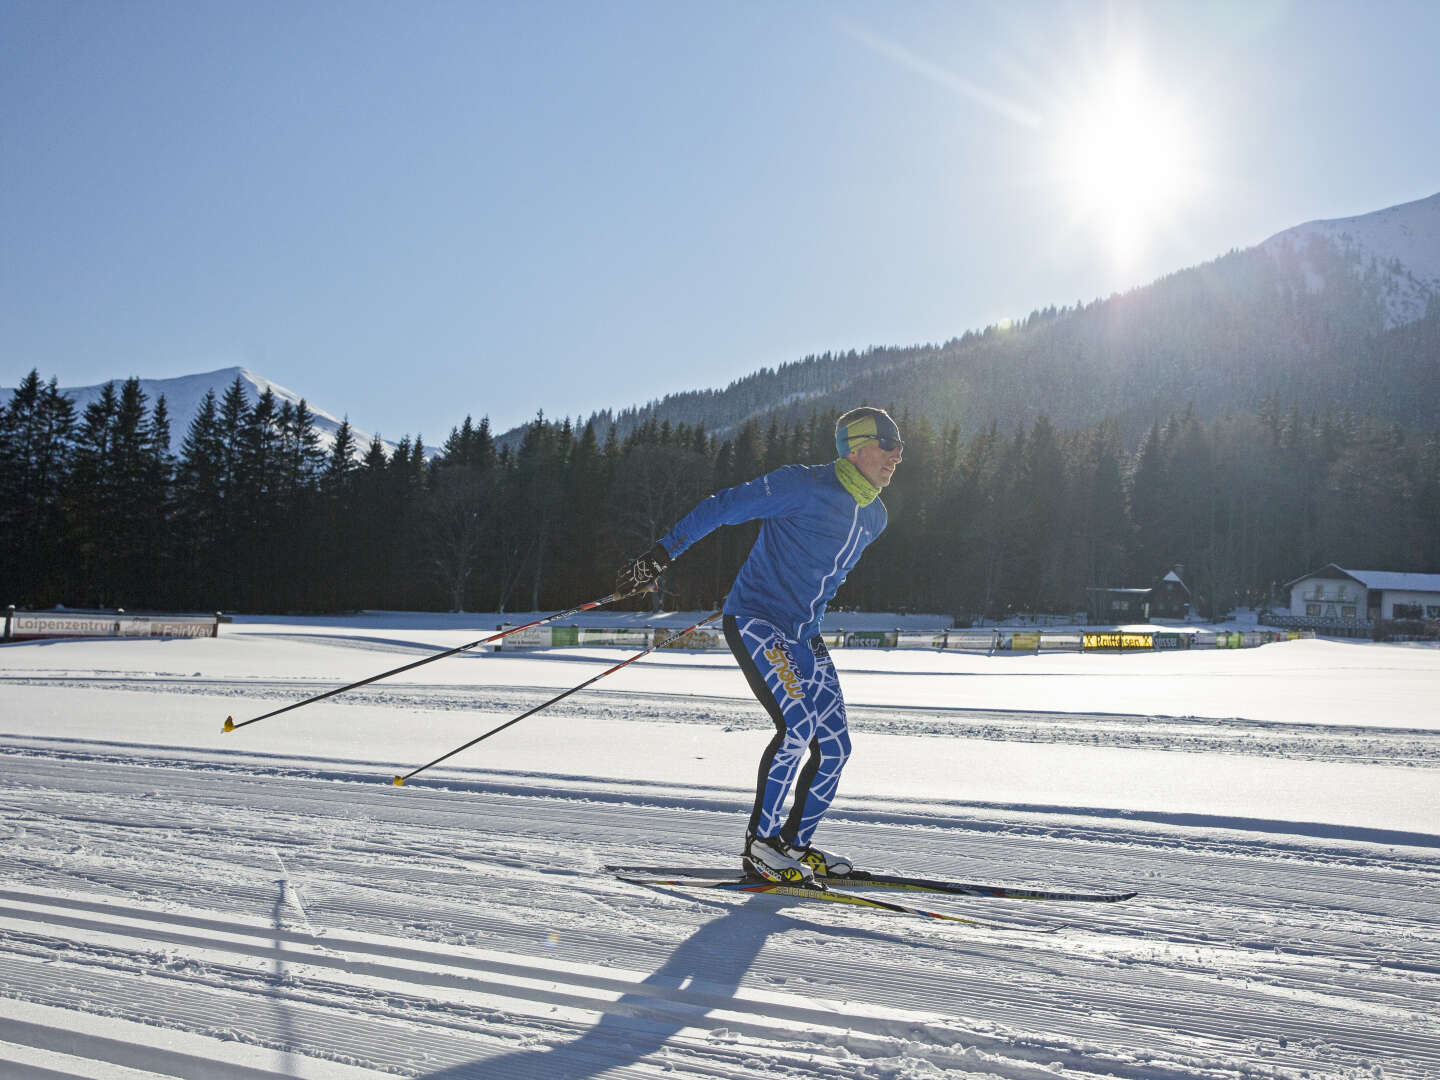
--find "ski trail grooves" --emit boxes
[0,735,1437,1078]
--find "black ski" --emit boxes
[609,872,1054,930]
[604,864,1135,903]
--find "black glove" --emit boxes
[616,542,671,594]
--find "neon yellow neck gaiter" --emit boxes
[834,457,880,506]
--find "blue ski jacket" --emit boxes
[659,463,887,642]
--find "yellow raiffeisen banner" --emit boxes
[1083,631,1155,650]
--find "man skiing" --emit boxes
[616,407,903,883]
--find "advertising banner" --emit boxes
[894,632,950,650]
[843,630,899,649]
[118,617,218,639]
[145,618,217,638]
[1010,631,1041,651]
[655,626,726,649]
[944,630,1003,653]
[503,626,553,649]
[6,612,217,641]
[1082,631,1155,650]
[500,626,653,649]
[8,613,119,639]
[579,627,651,648]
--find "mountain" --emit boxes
[533,192,1440,448]
[1262,192,1440,329]
[13,367,400,459]
[15,194,1437,460]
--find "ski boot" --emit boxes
[743,832,815,883]
[783,840,853,877]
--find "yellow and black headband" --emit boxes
[835,409,903,457]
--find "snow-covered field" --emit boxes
[2,614,1437,1079]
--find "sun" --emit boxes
[1054,63,1203,268]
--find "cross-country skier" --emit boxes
[616,407,904,883]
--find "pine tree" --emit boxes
[514,414,572,610]
[0,371,76,605]
[106,379,160,606]
[609,436,713,610]
[425,457,490,613]
[175,390,226,605]
[1016,414,1068,610]
[282,400,326,495]
[1128,419,1173,579]
[950,421,1004,617]
[441,415,477,465]
[216,377,251,503]
[1068,420,1130,598]
[563,419,610,604]
[472,417,497,472]
[319,419,359,609]
[385,435,429,608]
[64,382,122,605]
[324,420,358,491]
[354,435,392,606]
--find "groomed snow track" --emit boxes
[2,726,1437,1080]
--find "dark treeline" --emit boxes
[4,370,1437,619]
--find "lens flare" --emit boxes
[1054,60,1204,268]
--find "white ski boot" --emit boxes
[784,840,853,877]
[743,832,815,883]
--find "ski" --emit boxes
[604,865,1135,903]
[827,868,1136,903]
[610,873,1055,930]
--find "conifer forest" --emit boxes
[3,367,1437,621]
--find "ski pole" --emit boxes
[391,609,723,786]
[223,591,638,734]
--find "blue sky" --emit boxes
[4,0,1438,444]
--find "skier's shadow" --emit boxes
[420,893,906,1079]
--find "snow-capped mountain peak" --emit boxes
[34,366,399,459]
[1260,191,1440,327]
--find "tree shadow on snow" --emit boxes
[420,892,899,1079]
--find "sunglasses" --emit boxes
[853,435,904,452]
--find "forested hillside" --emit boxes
[6,196,1438,620]
[557,232,1440,451]
[4,367,1436,620]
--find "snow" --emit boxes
[2,612,1438,1079]
[1336,569,1440,594]
[1261,191,1440,328]
[4,366,403,458]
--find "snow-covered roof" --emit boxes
[1341,569,1440,593]
[1285,563,1440,593]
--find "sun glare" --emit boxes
[1055,63,1202,268]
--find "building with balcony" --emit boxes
[1271,564,1440,635]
